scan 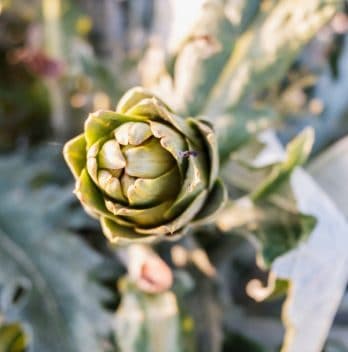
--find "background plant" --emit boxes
[1,0,348,351]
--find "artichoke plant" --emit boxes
[64,87,226,244]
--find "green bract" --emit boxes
[63,87,226,245]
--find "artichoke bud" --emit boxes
[64,87,227,245]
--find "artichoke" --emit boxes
[63,87,226,244]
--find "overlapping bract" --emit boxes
[64,87,226,244]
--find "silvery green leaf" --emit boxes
[250,132,348,352]
[308,136,348,218]
[0,151,112,352]
[203,0,339,116]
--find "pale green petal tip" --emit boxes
[98,170,127,202]
[116,85,172,116]
[86,157,98,183]
[115,122,152,146]
[63,134,86,179]
[84,110,117,147]
[116,87,157,114]
[98,140,126,169]
[288,126,315,165]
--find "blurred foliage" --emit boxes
[0,148,117,352]
[219,128,316,267]
[0,11,50,151]
[114,278,194,352]
[140,0,348,351]
[222,332,266,352]
[324,340,348,352]
[308,135,348,218]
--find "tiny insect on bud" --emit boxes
[179,150,198,158]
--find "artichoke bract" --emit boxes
[63,87,226,244]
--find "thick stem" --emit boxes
[115,244,173,294]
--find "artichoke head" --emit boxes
[64,87,226,244]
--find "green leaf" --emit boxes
[169,1,236,116]
[217,129,316,266]
[268,166,348,352]
[0,150,112,352]
[255,210,316,267]
[251,128,314,201]
[221,129,313,213]
[222,131,348,352]
[203,0,339,115]
[167,0,260,116]
[147,0,337,121]
[218,200,316,267]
